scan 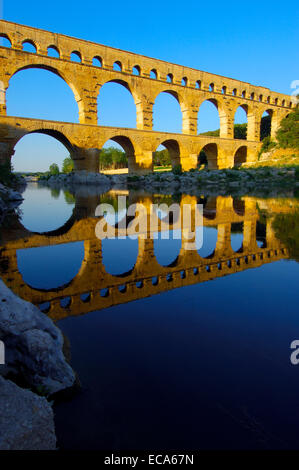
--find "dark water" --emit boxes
[1,183,299,450]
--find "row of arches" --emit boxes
[0,32,293,108]
[12,129,248,173]
[16,218,266,290]
[6,67,276,140]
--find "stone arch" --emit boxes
[92,56,102,67]
[7,64,82,122]
[150,69,157,79]
[0,33,12,47]
[47,45,60,58]
[260,108,273,140]
[197,98,221,135]
[11,127,77,173]
[97,79,138,128]
[153,89,184,133]
[200,143,218,169]
[158,139,180,168]
[234,146,247,166]
[233,104,248,140]
[22,39,37,53]
[113,61,122,72]
[100,135,139,173]
[181,77,188,86]
[132,65,141,76]
[166,73,173,83]
[70,50,82,63]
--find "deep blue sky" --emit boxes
[2,0,298,171]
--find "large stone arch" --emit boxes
[234,145,247,166]
[197,97,229,138]
[153,88,189,133]
[156,139,181,168]
[99,134,147,174]
[97,78,140,128]
[7,64,82,122]
[199,143,218,169]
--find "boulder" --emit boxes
[0,280,75,395]
[0,376,56,450]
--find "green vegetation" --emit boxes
[99,147,127,170]
[172,164,182,175]
[276,102,299,150]
[0,160,19,187]
[258,136,277,159]
[153,149,171,167]
[62,157,74,173]
[49,163,60,175]
[273,210,299,261]
[200,115,270,141]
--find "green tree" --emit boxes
[99,147,128,170]
[49,163,59,175]
[62,157,74,173]
[276,102,299,149]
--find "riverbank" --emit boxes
[39,166,299,198]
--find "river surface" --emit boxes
[1,182,299,450]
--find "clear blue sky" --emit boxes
[2,0,298,171]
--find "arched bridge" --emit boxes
[0,194,292,320]
[0,20,293,172]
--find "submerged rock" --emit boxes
[0,376,56,450]
[0,280,75,395]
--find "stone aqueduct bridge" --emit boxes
[0,194,290,320]
[0,20,294,172]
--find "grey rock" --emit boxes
[0,280,75,395]
[0,376,56,450]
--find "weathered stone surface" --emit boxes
[0,279,75,394]
[0,376,56,450]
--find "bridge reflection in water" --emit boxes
[0,191,293,321]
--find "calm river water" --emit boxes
[1,182,299,450]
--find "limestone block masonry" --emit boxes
[0,20,293,172]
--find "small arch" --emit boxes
[222,86,227,94]
[250,92,255,100]
[132,65,140,76]
[150,69,157,79]
[70,51,82,63]
[47,45,60,58]
[167,73,173,83]
[241,90,246,98]
[113,61,122,72]
[22,40,37,53]
[275,97,278,105]
[92,56,102,67]
[267,96,271,103]
[259,94,263,102]
[0,33,12,48]
[209,83,214,92]
[181,77,188,86]
[157,140,180,169]
[289,101,292,108]
[232,88,237,96]
[234,146,247,166]
[201,143,218,169]
[195,80,201,89]
[282,99,285,106]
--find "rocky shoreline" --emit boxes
[39,166,299,198]
[0,179,77,450]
